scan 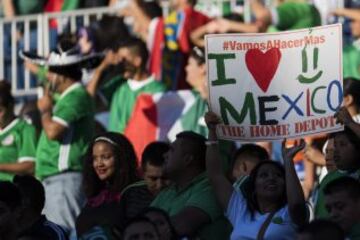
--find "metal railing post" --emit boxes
[0,21,4,80]
[24,20,30,90]
[11,21,17,93]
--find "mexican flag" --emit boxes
[124,90,208,163]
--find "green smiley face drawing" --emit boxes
[297,47,323,84]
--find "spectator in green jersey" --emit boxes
[25,50,96,234]
[0,81,37,181]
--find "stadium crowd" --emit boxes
[1,0,360,239]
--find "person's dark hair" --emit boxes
[83,132,138,198]
[187,0,197,6]
[141,142,170,171]
[175,131,206,169]
[189,47,205,65]
[330,126,360,149]
[120,37,149,71]
[0,81,14,109]
[123,216,160,239]
[223,13,243,22]
[135,0,162,19]
[298,219,345,240]
[232,144,269,168]
[343,77,360,107]
[49,65,82,81]
[243,161,286,218]
[324,176,360,200]
[141,207,178,240]
[0,181,22,211]
[13,175,45,215]
[93,15,130,52]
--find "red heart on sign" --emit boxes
[245,48,282,93]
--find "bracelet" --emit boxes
[205,140,219,146]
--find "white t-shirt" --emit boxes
[226,190,297,240]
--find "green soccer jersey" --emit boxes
[108,76,166,133]
[36,83,95,180]
[274,2,321,31]
[0,118,37,181]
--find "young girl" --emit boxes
[76,132,138,236]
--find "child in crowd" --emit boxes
[297,219,344,240]
[314,126,360,218]
[122,217,160,240]
[141,207,179,240]
[231,144,269,190]
[323,177,360,239]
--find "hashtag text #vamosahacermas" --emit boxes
[222,35,326,51]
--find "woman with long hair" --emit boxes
[76,132,138,236]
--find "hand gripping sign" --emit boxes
[206,24,343,141]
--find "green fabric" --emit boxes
[100,75,125,103]
[36,66,48,84]
[0,118,37,181]
[315,170,360,218]
[343,44,360,79]
[276,2,321,31]
[151,173,231,239]
[349,222,360,240]
[180,91,208,137]
[61,0,80,11]
[36,83,95,180]
[14,0,45,15]
[108,79,165,133]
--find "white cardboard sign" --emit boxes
[206,24,343,141]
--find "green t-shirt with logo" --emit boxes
[36,83,95,180]
[151,173,231,239]
[108,77,165,133]
[0,118,37,181]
